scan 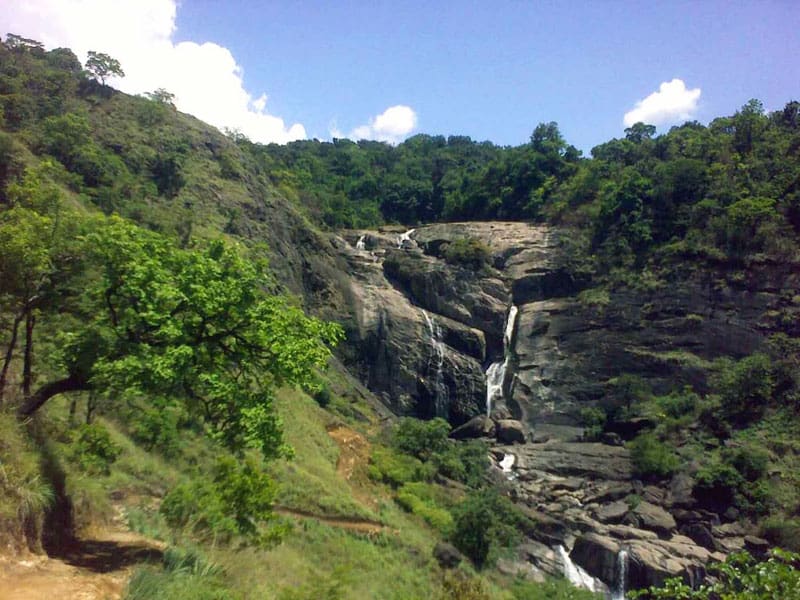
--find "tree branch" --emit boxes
[18,374,90,417]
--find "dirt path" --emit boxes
[0,519,164,600]
[273,506,387,535]
[327,424,371,481]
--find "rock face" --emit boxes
[314,221,799,592]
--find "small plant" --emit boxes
[442,238,491,270]
[71,423,121,474]
[628,432,679,479]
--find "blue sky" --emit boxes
[5,0,800,151]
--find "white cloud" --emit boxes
[2,0,305,143]
[334,105,418,144]
[623,79,701,128]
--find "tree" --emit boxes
[145,88,176,108]
[624,122,657,143]
[16,216,343,459]
[84,51,124,86]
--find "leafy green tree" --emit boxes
[17,216,343,460]
[84,51,124,86]
[145,88,176,107]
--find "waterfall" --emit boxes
[485,359,506,416]
[499,453,515,472]
[422,310,448,416]
[355,234,366,250]
[556,545,603,594]
[485,306,518,417]
[611,549,628,600]
[397,228,416,248]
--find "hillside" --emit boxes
[1,36,800,600]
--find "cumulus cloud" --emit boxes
[3,0,305,143]
[333,105,418,144]
[623,79,701,128]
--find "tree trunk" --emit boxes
[0,311,24,404]
[22,310,35,397]
[18,375,90,417]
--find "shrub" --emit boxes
[391,417,451,461]
[442,238,490,270]
[761,516,800,552]
[71,423,121,474]
[451,490,525,568]
[694,461,744,512]
[657,387,699,419]
[368,446,432,487]
[713,353,775,424]
[628,433,679,479]
[630,549,800,600]
[395,484,454,534]
[431,440,489,488]
[312,384,332,408]
[129,404,183,457]
[160,455,283,546]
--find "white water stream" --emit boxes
[499,453,515,472]
[422,309,448,416]
[556,545,604,594]
[397,228,416,248]
[611,549,628,600]
[355,234,366,250]
[485,306,518,416]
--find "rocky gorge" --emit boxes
[322,221,798,595]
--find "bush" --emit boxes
[71,423,121,474]
[451,490,525,568]
[160,455,283,545]
[694,461,744,512]
[431,440,489,488]
[761,516,800,552]
[628,433,679,479]
[129,404,183,457]
[391,417,451,461]
[442,238,491,270]
[630,550,800,600]
[395,484,454,534]
[713,353,775,424]
[312,384,332,408]
[657,387,699,419]
[368,446,432,487]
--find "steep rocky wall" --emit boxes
[289,220,799,592]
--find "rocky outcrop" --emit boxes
[496,419,526,444]
[450,415,496,439]
[318,221,799,593]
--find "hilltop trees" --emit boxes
[84,51,124,86]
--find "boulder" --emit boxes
[681,523,717,551]
[601,432,624,446]
[570,533,621,584]
[496,419,526,444]
[632,502,677,536]
[433,542,463,569]
[594,501,629,524]
[744,535,771,558]
[450,415,495,439]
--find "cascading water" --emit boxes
[485,306,518,417]
[611,549,629,600]
[499,453,515,473]
[397,228,416,248]
[422,310,448,416]
[355,234,366,250]
[556,545,603,594]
